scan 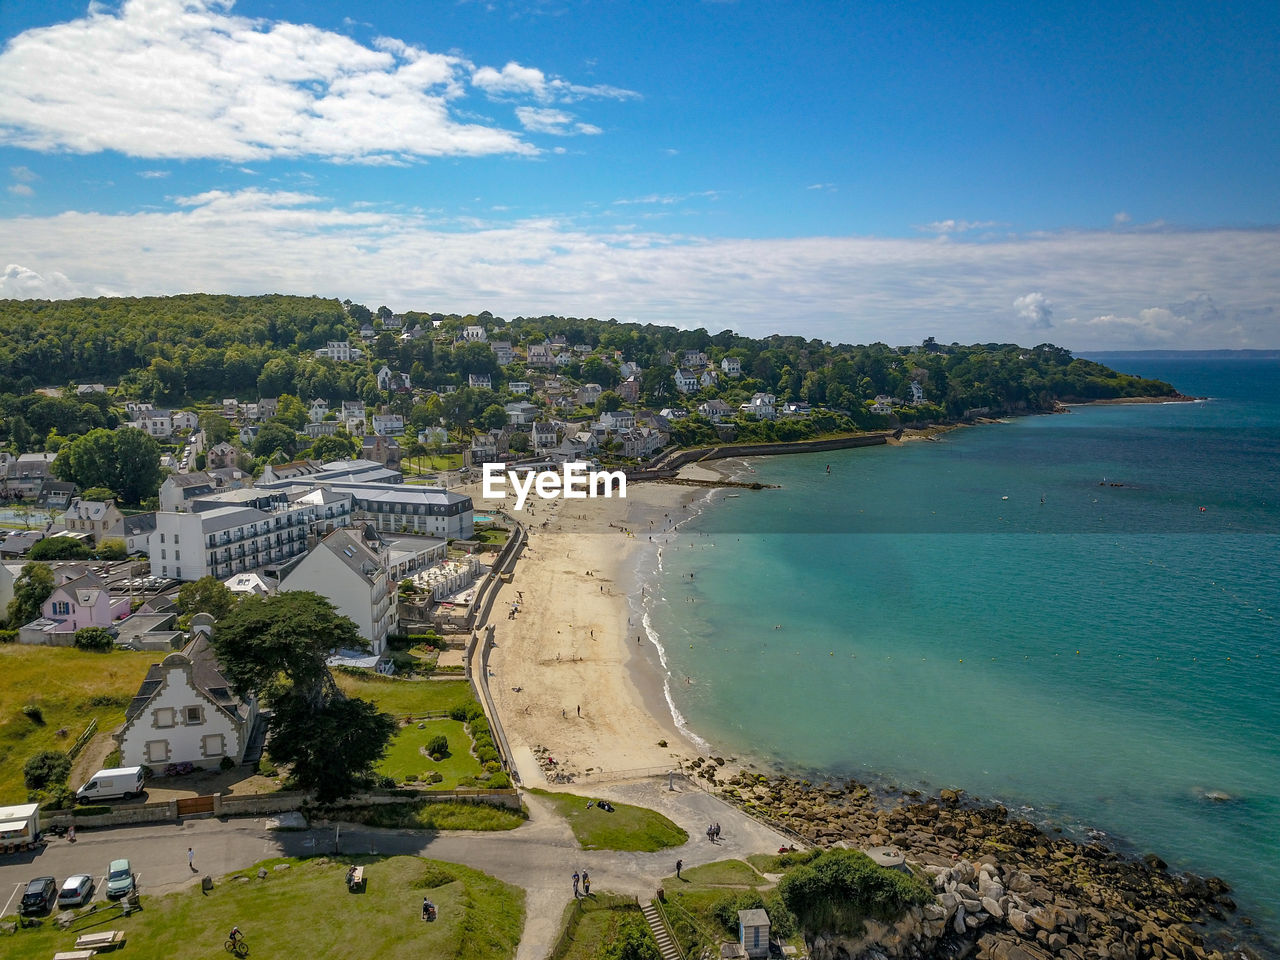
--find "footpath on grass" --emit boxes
[1,775,790,960]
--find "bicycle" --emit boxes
[224,935,249,957]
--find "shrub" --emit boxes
[425,734,449,757]
[96,538,127,561]
[219,756,236,771]
[487,771,510,789]
[0,629,18,644]
[424,771,443,784]
[404,773,419,783]
[73,805,112,817]
[73,627,115,652]
[476,746,499,764]
[602,915,662,960]
[22,704,45,724]
[24,750,71,789]
[776,849,934,936]
[88,693,129,708]
[448,702,484,723]
[29,536,92,561]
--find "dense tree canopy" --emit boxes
[51,427,163,504]
[6,562,54,627]
[211,592,395,801]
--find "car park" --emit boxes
[20,876,57,915]
[105,859,135,899]
[57,874,95,908]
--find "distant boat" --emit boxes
[1001,496,1009,500]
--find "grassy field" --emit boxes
[333,674,477,719]
[676,859,765,887]
[403,453,465,474]
[659,858,800,960]
[0,645,157,803]
[378,719,483,788]
[529,789,688,852]
[1,855,525,960]
[326,801,526,831]
[549,894,654,960]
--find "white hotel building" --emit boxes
[149,488,353,582]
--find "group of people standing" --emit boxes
[706,822,722,842]
[571,868,592,897]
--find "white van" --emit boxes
[76,766,145,802]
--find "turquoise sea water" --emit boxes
[638,358,1280,945]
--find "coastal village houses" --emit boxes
[59,498,124,545]
[115,617,258,768]
[279,527,397,655]
[19,570,130,645]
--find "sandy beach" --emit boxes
[460,473,712,787]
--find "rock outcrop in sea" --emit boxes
[712,769,1266,960]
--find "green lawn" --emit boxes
[403,453,465,474]
[676,859,764,886]
[333,674,477,719]
[529,789,688,852]
[549,894,655,960]
[0,645,158,803]
[0,855,524,960]
[334,801,526,832]
[378,719,483,788]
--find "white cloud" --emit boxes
[1013,291,1054,329]
[0,263,114,299]
[1113,211,1131,225]
[8,184,35,197]
[473,62,550,99]
[10,166,38,182]
[613,190,719,206]
[514,107,601,136]
[472,59,638,103]
[0,0,635,163]
[806,183,836,191]
[138,170,171,179]
[2,193,1277,350]
[918,219,1000,234]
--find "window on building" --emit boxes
[201,734,225,758]
[174,550,180,561]
[174,534,179,545]
[160,549,166,560]
[154,707,176,728]
[160,533,165,543]
[145,740,170,763]
[185,705,204,725]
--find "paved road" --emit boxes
[1,777,788,960]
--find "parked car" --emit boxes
[105,859,135,899]
[57,874,95,908]
[20,876,57,915]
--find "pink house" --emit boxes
[18,571,131,646]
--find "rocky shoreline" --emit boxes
[710,769,1271,960]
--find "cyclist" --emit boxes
[228,926,243,944]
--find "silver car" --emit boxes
[57,874,95,908]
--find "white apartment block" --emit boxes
[149,489,353,582]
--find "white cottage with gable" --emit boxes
[115,617,257,768]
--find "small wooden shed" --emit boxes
[738,908,770,959]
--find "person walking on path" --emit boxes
[576,704,581,717]
[572,870,580,898]
[582,870,590,895]
[188,847,195,872]
[676,859,683,880]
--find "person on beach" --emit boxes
[676,859,683,879]
[582,870,590,895]
[577,704,581,717]
[573,870,580,897]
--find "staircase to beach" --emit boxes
[640,899,683,960]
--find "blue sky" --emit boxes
[1,0,1277,348]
